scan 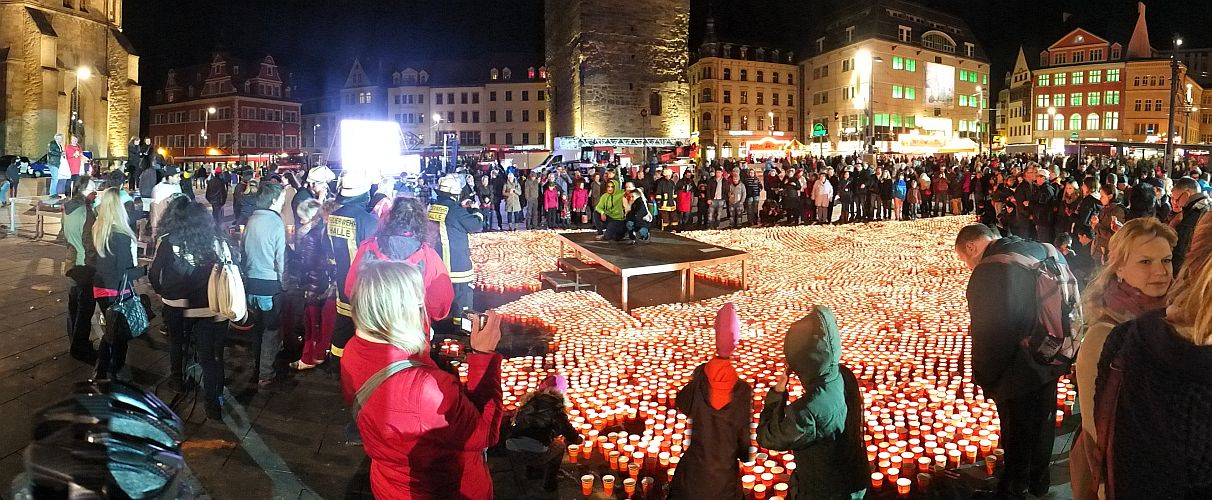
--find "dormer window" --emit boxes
[503,68,512,80]
[528,67,536,79]
[491,68,499,80]
[538,66,547,79]
[1110,46,1121,59]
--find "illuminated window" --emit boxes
[1070,93,1081,106]
[502,68,512,80]
[1087,92,1100,106]
[528,67,535,79]
[1088,70,1102,83]
[1037,74,1050,86]
[1072,71,1084,85]
[1069,113,1082,130]
[1053,113,1064,130]
[1037,114,1049,130]
[921,31,956,53]
[1087,113,1099,130]
[1055,73,1066,85]
[490,68,498,80]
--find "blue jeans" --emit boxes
[0,180,9,204]
[626,221,649,240]
[48,166,59,195]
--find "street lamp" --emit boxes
[71,66,91,138]
[1165,36,1183,175]
[860,52,885,154]
[974,85,985,155]
[640,108,649,168]
[201,106,217,155]
[312,123,320,150]
[1047,106,1057,155]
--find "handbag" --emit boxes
[105,275,149,339]
[207,241,248,322]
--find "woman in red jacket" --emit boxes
[342,260,504,500]
[344,197,453,334]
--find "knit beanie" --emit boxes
[538,374,568,394]
[714,302,741,358]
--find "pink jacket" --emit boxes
[543,188,559,210]
[572,188,589,210]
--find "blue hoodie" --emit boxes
[893,179,907,200]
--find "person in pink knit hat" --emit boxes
[669,302,753,500]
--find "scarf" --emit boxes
[1103,279,1167,320]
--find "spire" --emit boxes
[704,4,717,44]
[1126,1,1153,59]
[699,2,719,57]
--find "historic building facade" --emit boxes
[800,0,992,155]
[147,53,302,160]
[0,0,140,159]
[304,57,549,161]
[545,0,690,140]
[688,17,799,161]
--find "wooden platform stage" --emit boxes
[555,231,749,311]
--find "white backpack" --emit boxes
[208,241,247,322]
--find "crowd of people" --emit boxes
[49,147,1212,499]
[952,153,1211,499]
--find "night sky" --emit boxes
[124,0,1209,104]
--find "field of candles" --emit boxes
[467,217,1075,497]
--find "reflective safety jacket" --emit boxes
[427,196,483,285]
[327,193,379,317]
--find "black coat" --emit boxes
[669,363,752,500]
[1173,193,1211,273]
[1096,311,1212,500]
[1031,182,1058,227]
[966,236,1065,401]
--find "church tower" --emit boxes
[545,0,690,140]
[0,0,141,161]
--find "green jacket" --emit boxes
[594,180,625,220]
[757,305,869,500]
[63,199,89,267]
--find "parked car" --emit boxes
[21,155,50,177]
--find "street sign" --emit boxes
[812,123,827,137]
[1069,132,1078,140]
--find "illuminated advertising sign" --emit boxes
[925,63,955,109]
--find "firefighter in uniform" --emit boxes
[326,171,379,365]
[428,174,483,321]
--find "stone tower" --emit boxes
[0,0,140,159]
[545,0,690,140]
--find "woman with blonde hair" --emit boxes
[91,187,145,380]
[1088,215,1212,499]
[340,260,503,500]
[1069,217,1176,499]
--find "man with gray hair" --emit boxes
[47,133,64,196]
[955,223,1070,498]
[1170,176,1211,273]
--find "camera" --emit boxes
[459,311,488,333]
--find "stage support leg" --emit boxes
[621,274,630,312]
[687,268,696,299]
[680,269,688,302]
[741,260,747,290]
